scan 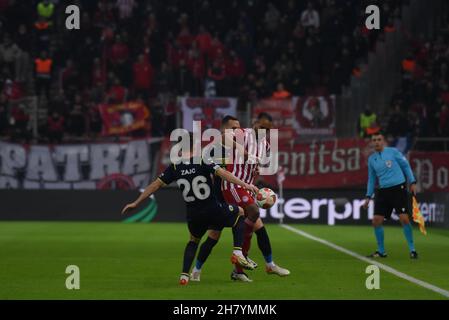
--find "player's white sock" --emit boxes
[233,249,244,257]
[266,261,276,268]
[192,266,201,273]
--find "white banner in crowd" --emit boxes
[180,97,237,132]
[0,139,162,190]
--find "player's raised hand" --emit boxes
[121,202,137,215]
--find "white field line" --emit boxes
[280,224,449,299]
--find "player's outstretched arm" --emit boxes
[216,167,259,194]
[121,179,164,214]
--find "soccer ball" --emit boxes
[256,188,277,209]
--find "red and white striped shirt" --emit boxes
[222,128,269,190]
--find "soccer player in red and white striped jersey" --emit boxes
[222,127,266,195]
[221,113,290,281]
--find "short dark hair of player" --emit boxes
[371,131,385,139]
[222,115,238,126]
[257,112,273,122]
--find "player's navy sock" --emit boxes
[255,227,272,263]
[236,219,254,273]
[232,215,245,248]
[402,223,415,252]
[195,237,218,270]
[182,241,199,274]
[374,226,385,254]
[242,218,254,256]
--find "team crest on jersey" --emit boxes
[385,160,392,168]
[229,205,234,212]
[242,196,249,203]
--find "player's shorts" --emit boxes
[374,183,411,219]
[186,203,241,239]
[222,187,255,208]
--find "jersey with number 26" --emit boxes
[158,160,222,213]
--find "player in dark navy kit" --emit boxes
[121,141,259,285]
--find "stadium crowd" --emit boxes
[359,18,449,153]
[0,0,406,142]
[391,26,449,139]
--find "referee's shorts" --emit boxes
[374,183,411,219]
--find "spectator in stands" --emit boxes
[133,54,154,100]
[59,59,80,94]
[0,0,405,142]
[289,61,305,96]
[187,42,205,95]
[207,60,226,96]
[208,34,225,63]
[176,13,193,49]
[384,17,396,33]
[150,98,165,137]
[116,0,135,20]
[109,34,130,85]
[14,24,31,84]
[401,53,416,90]
[0,93,8,136]
[37,0,55,23]
[107,77,127,104]
[174,59,194,96]
[47,110,64,143]
[196,25,212,55]
[15,23,32,53]
[0,35,21,77]
[226,50,245,94]
[264,3,281,33]
[438,104,449,136]
[272,82,291,99]
[92,58,106,87]
[10,103,30,142]
[34,50,52,102]
[3,78,22,101]
[87,102,102,138]
[34,15,52,51]
[67,95,87,138]
[359,108,377,138]
[155,61,174,93]
[387,104,409,139]
[300,2,320,30]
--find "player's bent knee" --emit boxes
[245,204,260,222]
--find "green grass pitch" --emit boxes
[0,222,448,300]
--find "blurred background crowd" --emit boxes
[0,0,447,145]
